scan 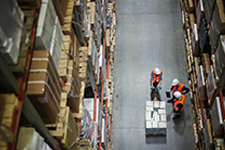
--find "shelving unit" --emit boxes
[180,0,225,149]
[0,0,116,150]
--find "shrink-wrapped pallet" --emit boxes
[197,66,206,100]
[206,66,217,104]
[211,97,224,137]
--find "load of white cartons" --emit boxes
[145,101,167,135]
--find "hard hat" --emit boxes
[154,68,160,75]
[174,91,182,99]
[171,78,179,86]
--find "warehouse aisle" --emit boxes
[112,0,195,150]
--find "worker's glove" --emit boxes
[157,86,162,90]
[151,86,155,89]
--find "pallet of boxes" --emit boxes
[23,0,81,149]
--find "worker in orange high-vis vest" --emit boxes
[172,91,185,120]
[150,67,163,89]
[167,78,189,103]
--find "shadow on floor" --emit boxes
[145,135,167,144]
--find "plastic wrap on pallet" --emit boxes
[16,127,51,150]
[191,24,199,55]
[181,10,185,26]
[35,0,57,50]
[75,0,87,31]
[85,9,91,38]
[198,108,203,129]
[102,0,107,33]
[203,119,213,150]
[49,17,63,69]
[0,0,24,64]
[99,45,106,81]
[198,16,211,53]
[212,0,225,37]
[206,66,217,103]
[197,66,206,100]
[103,79,108,98]
[81,105,96,147]
[84,98,102,133]
[101,119,107,149]
[211,97,224,137]
[113,12,116,27]
[106,11,111,29]
[196,0,204,27]
[210,0,225,53]
[215,35,225,78]
[205,0,216,24]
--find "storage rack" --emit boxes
[180,0,225,149]
[0,0,116,150]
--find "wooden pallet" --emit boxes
[0,94,19,150]
[187,0,194,13]
[62,0,75,35]
[72,101,84,120]
[79,47,88,81]
[46,107,79,149]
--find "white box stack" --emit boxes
[145,101,167,135]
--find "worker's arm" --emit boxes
[150,72,154,86]
[158,72,163,86]
[181,86,190,94]
[168,86,174,93]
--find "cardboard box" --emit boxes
[26,51,62,123]
[52,0,70,25]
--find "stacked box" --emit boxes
[16,128,51,150]
[0,94,19,150]
[205,0,216,24]
[202,53,211,77]
[52,0,70,25]
[145,101,167,135]
[35,0,63,69]
[210,0,225,53]
[214,35,225,79]
[26,51,62,123]
[211,97,224,137]
[198,16,211,54]
[80,106,98,149]
[84,98,102,133]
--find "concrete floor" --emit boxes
[111,0,195,150]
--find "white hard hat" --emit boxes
[171,78,179,86]
[154,68,160,75]
[174,91,182,98]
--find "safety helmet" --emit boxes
[174,91,182,99]
[171,78,179,86]
[154,68,160,75]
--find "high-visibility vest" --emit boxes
[172,83,184,93]
[174,94,185,112]
[152,69,162,83]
